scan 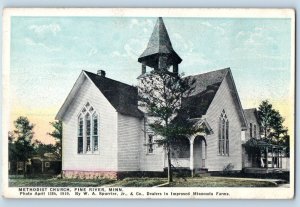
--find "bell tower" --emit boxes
[138,17,182,76]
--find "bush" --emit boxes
[223,163,234,175]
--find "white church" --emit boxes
[56,17,281,179]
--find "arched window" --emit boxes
[219,110,229,156]
[77,102,99,154]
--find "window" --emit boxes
[218,110,229,156]
[253,124,257,138]
[77,102,99,154]
[250,123,253,138]
[226,120,229,155]
[93,114,99,151]
[78,116,83,153]
[147,134,154,154]
[86,113,91,152]
[45,162,50,168]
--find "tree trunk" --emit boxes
[264,128,267,139]
[167,147,173,183]
[23,161,26,178]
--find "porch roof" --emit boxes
[188,118,213,135]
[244,138,285,150]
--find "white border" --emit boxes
[2,8,295,18]
[2,8,295,199]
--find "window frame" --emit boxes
[45,162,50,168]
[147,133,154,154]
[77,115,84,154]
[77,102,100,155]
[85,113,92,153]
[218,110,229,156]
[92,113,99,152]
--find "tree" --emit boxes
[9,116,35,175]
[8,131,17,162]
[257,100,290,155]
[257,100,275,139]
[138,70,202,182]
[12,116,35,162]
[47,121,62,159]
[32,140,57,158]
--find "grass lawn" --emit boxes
[9,176,276,187]
[109,177,167,187]
[166,177,277,187]
[9,177,115,187]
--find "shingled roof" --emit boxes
[182,68,229,118]
[84,71,143,118]
[138,17,182,68]
[244,108,258,125]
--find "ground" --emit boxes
[9,176,279,187]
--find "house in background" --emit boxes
[56,17,286,179]
[242,108,261,168]
[242,108,288,173]
[9,154,61,176]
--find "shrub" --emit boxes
[223,163,234,174]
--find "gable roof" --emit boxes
[244,108,259,125]
[56,71,143,120]
[84,71,143,118]
[182,68,229,118]
[182,68,247,129]
[186,68,229,97]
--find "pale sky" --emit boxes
[10,17,293,144]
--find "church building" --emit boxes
[56,17,273,179]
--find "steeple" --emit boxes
[138,17,182,75]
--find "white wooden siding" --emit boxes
[62,76,118,172]
[117,113,143,171]
[204,74,243,171]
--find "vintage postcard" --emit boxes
[2,8,295,199]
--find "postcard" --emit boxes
[2,8,295,199]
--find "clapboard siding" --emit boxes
[117,113,143,171]
[242,146,253,168]
[139,145,165,171]
[242,109,260,167]
[62,76,118,172]
[245,112,260,141]
[139,122,165,171]
[204,74,243,171]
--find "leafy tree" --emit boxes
[12,116,35,162]
[258,100,287,140]
[138,70,202,182]
[33,140,57,158]
[8,116,35,175]
[281,133,290,157]
[257,100,289,155]
[8,131,17,162]
[257,100,275,139]
[47,121,62,159]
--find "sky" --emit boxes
[9,16,293,144]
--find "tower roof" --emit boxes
[138,17,182,69]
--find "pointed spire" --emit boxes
[138,17,182,73]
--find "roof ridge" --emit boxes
[184,67,230,79]
[244,108,257,110]
[83,70,136,89]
